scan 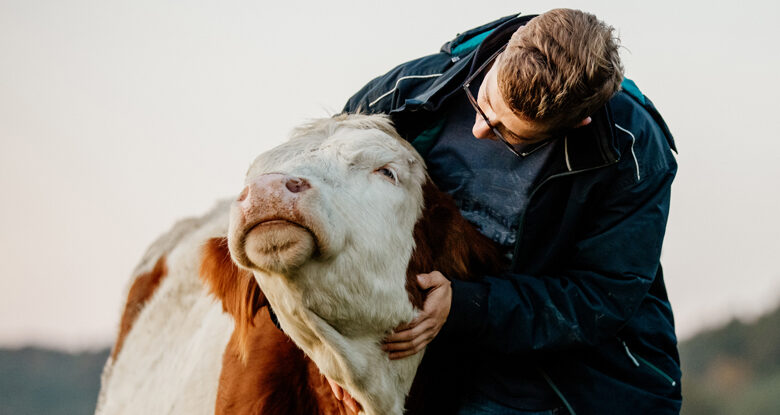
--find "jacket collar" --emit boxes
[560,102,620,172]
[418,15,535,113]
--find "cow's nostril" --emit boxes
[237,186,250,202]
[285,177,310,194]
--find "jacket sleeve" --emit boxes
[343,73,388,114]
[342,14,523,116]
[439,162,677,353]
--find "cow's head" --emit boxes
[229,114,427,277]
[201,114,504,360]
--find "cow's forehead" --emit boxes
[245,122,426,184]
[323,127,423,167]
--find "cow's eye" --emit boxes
[374,166,398,185]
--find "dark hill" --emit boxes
[680,302,780,415]
[0,347,109,415]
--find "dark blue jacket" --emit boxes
[343,14,681,415]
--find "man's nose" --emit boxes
[471,113,494,139]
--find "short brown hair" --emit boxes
[497,9,623,132]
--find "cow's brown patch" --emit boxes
[201,237,267,362]
[405,179,506,308]
[112,255,168,360]
[209,179,505,414]
[215,307,353,415]
[402,179,507,414]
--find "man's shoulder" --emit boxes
[342,52,454,116]
[588,90,677,191]
[605,84,677,178]
[609,81,676,150]
[343,13,531,116]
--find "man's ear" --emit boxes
[574,116,592,128]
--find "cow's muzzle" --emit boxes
[229,173,322,273]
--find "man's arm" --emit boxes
[386,163,676,356]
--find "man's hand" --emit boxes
[326,377,362,414]
[382,271,452,360]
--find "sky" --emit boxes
[1,0,779,350]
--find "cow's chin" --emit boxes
[243,220,316,273]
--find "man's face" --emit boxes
[471,55,550,145]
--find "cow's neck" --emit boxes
[259,253,416,334]
[253,262,420,415]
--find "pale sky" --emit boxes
[1,0,778,350]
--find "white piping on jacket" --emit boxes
[564,136,572,171]
[614,123,641,181]
[368,74,443,107]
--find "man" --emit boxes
[340,9,681,414]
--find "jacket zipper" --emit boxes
[620,339,677,387]
[513,161,616,414]
[538,368,577,415]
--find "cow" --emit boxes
[96,114,504,415]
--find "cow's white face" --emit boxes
[227,115,427,332]
[202,115,502,415]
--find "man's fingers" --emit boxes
[326,377,343,400]
[384,318,433,343]
[416,271,446,290]
[388,340,428,360]
[344,394,362,413]
[382,338,419,352]
[416,272,432,289]
[384,328,417,343]
[383,322,436,353]
[326,377,362,413]
[393,314,423,332]
[389,350,420,360]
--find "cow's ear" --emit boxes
[201,237,266,362]
[406,180,505,306]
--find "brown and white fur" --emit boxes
[212,114,502,415]
[97,114,503,415]
[96,201,235,414]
